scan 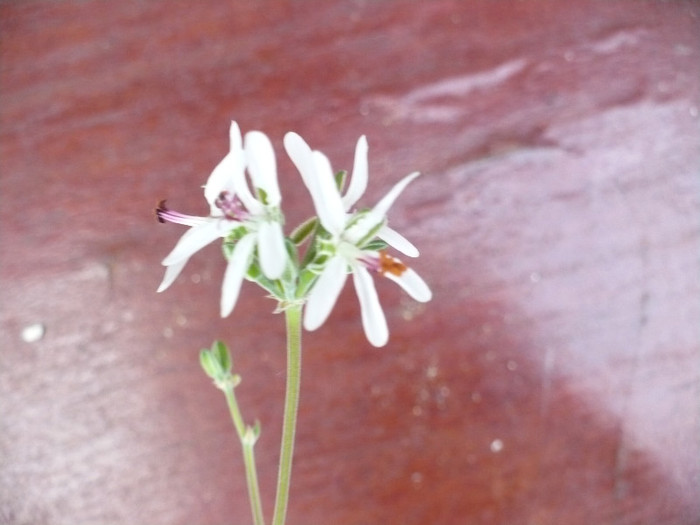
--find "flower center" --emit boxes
[378,251,408,276]
[359,250,408,277]
[216,191,248,221]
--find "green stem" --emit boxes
[223,385,266,525]
[272,304,303,525]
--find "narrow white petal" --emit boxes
[204,153,235,213]
[204,122,244,212]
[220,233,256,317]
[245,131,281,205]
[352,266,388,347]
[257,220,287,279]
[342,135,368,211]
[372,171,420,220]
[304,255,348,331]
[229,121,243,152]
[378,225,419,257]
[283,132,316,192]
[162,221,222,266]
[232,164,264,216]
[311,151,347,234]
[157,259,188,292]
[384,267,432,302]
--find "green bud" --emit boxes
[199,348,219,379]
[211,340,232,373]
[242,427,255,446]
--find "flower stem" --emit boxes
[223,384,265,525]
[272,304,303,525]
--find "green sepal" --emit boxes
[356,219,386,249]
[200,348,219,379]
[284,238,299,275]
[200,340,234,380]
[290,216,318,245]
[334,170,348,193]
[222,227,249,260]
[362,239,389,252]
[257,187,269,205]
[296,268,319,299]
[211,340,232,373]
[243,422,261,446]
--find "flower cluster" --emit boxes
[157,122,431,346]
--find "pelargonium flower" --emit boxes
[157,121,287,317]
[284,132,431,347]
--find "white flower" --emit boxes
[157,121,287,317]
[284,132,431,347]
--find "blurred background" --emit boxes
[1,1,698,524]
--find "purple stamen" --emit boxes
[155,200,206,227]
[215,191,249,221]
[359,250,408,277]
[358,252,381,273]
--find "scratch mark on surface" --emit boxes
[364,59,527,123]
[539,345,555,419]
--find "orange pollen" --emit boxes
[378,250,408,277]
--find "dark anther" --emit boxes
[155,200,168,223]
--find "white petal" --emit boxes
[378,225,419,257]
[372,171,420,220]
[283,132,316,193]
[229,121,243,151]
[245,131,281,206]
[204,122,244,212]
[205,153,235,214]
[304,255,348,331]
[220,233,256,317]
[162,221,222,266]
[157,258,188,292]
[352,265,388,347]
[311,151,347,235]
[384,267,432,302]
[232,162,264,216]
[342,135,368,211]
[257,220,287,279]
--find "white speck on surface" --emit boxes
[529,272,541,283]
[163,327,174,338]
[426,364,438,379]
[191,273,201,284]
[411,472,423,484]
[471,391,482,403]
[490,439,504,453]
[21,323,45,343]
[507,360,518,371]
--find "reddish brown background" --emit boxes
[1,2,699,524]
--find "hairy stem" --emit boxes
[272,304,303,525]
